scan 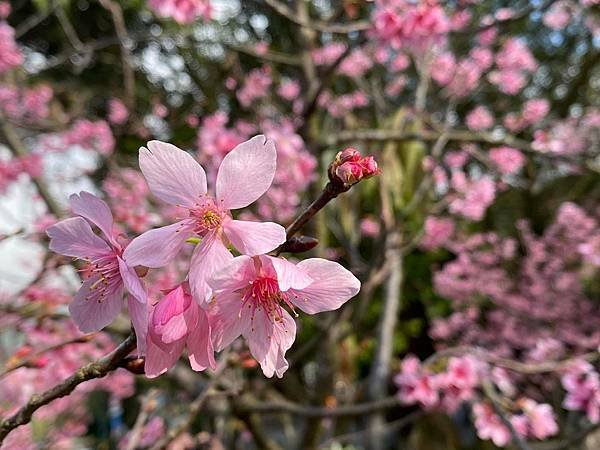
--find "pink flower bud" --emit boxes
[330,148,380,186]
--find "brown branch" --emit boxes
[228,44,302,66]
[125,389,159,450]
[0,117,63,216]
[0,334,136,444]
[149,352,230,450]
[263,0,370,34]
[276,180,351,254]
[0,334,97,379]
[236,395,401,417]
[483,381,533,450]
[55,3,86,52]
[318,411,424,449]
[366,231,403,450]
[423,345,600,375]
[323,128,536,153]
[98,0,136,108]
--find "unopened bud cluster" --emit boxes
[329,148,380,186]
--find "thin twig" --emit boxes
[277,180,351,254]
[125,389,159,450]
[318,411,423,449]
[0,334,96,379]
[0,117,63,216]
[98,0,136,108]
[324,128,536,154]
[149,352,230,450]
[263,0,370,34]
[236,395,400,417]
[0,334,136,443]
[482,381,533,450]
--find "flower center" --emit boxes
[83,254,121,303]
[240,276,297,323]
[188,200,225,236]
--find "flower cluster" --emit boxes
[394,355,559,447]
[148,0,211,24]
[47,136,363,378]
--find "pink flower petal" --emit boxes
[154,288,199,344]
[244,309,296,378]
[128,295,148,355]
[189,233,233,305]
[208,255,255,294]
[123,220,194,268]
[140,140,207,207]
[222,219,286,256]
[267,256,313,291]
[215,135,277,210]
[69,191,119,248]
[290,258,360,314]
[187,308,216,371]
[69,276,124,332]
[118,257,146,304]
[145,332,185,378]
[47,217,111,259]
[208,291,252,351]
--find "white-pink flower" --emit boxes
[124,136,286,305]
[47,192,148,352]
[208,255,360,378]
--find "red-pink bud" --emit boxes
[330,148,380,186]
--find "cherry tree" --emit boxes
[0,0,599,449]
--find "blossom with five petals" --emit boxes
[46,191,148,352]
[208,255,360,377]
[124,136,287,305]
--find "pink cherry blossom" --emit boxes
[544,2,571,30]
[466,106,494,131]
[145,283,215,377]
[360,216,380,237]
[108,98,129,125]
[373,0,450,51]
[518,399,559,439]
[449,175,496,221]
[578,234,600,266]
[311,42,347,66]
[338,48,373,78]
[208,255,360,377]
[522,99,550,124]
[421,216,455,250]
[42,119,116,156]
[123,136,286,305]
[46,192,148,352]
[0,22,22,73]
[237,66,272,107]
[489,146,526,175]
[394,356,440,408]
[277,79,300,101]
[148,0,211,24]
[472,403,511,447]
[0,2,10,19]
[562,360,600,423]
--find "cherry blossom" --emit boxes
[46,192,148,351]
[145,283,215,377]
[123,136,286,304]
[208,255,360,377]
